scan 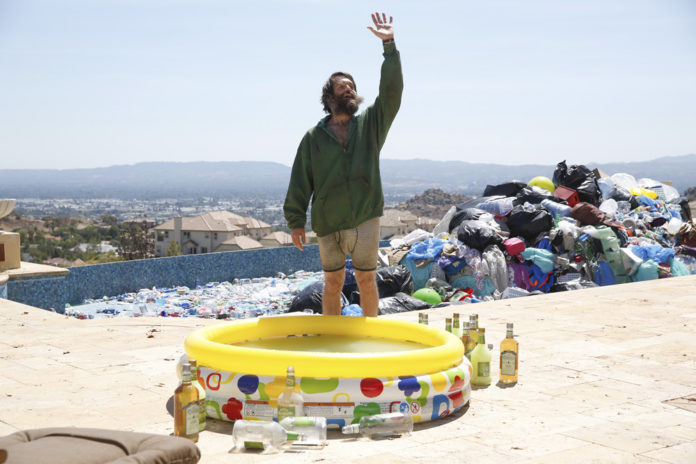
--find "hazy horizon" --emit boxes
[1,1,695,170]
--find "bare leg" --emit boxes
[322,269,345,315]
[355,269,378,317]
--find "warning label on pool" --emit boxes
[305,402,354,417]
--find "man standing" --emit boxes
[284,12,403,317]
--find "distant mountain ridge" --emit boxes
[1,154,694,199]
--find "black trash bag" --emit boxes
[606,185,632,203]
[550,279,599,293]
[514,185,555,205]
[456,219,503,251]
[449,207,488,232]
[344,265,414,305]
[575,177,602,206]
[376,265,414,298]
[553,160,602,206]
[483,181,528,197]
[506,205,553,244]
[288,281,324,313]
[378,292,431,315]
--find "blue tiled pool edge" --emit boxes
[7,245,323,313]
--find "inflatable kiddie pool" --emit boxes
[183,315,472,428]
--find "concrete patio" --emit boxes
[1,275,695,463]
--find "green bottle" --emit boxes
[470,328,492,386]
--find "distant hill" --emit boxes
[1,154,694,199]
[395,188,469,219]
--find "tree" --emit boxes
[166,240,182,257]
[116,223,154,260]
[101,214,118,226]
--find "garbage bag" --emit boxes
[680,197,693,222]
[483,181,528,197]
[506,205,553,244]
[288,281,324,313]
[553,160,602,205]
[449,208,489,232]
[376,265,414,298]
[456,220,503,251]
[514,186,555,205]
[378,292,432,314]
[550,279,598,292]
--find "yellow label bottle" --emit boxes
[499,322,519,384]
[174,363,199,442]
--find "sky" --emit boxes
[1,0,695,170]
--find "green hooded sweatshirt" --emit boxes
[283,42,403,237]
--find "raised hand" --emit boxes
[367,12,394,40]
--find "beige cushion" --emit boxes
[0,427,200,464]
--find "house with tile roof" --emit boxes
[379,209,437,240]
[153,211,271,256]
[259,231,293,248]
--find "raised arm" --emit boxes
[367,12,394,42]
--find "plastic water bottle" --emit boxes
[541,199,571,217]
[279,416,327,446]
[341,412,413,438]
[342,304,363,317]
[232,420,300,452]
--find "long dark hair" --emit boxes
[321,72,357,114]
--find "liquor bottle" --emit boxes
[341,412,413,438]
[461,321,472,359]
[188,359,206,432]
[277,366,304,422]
[422,313,429,325]
[279,416,327,446]
[453,313,461,337]
[232,420,301,451]
[470,328,492,386]
[174,362,199,442]
[499,322,519,384]
[445,317,453,333]
[418,312,424,324]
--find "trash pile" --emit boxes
[65,271,323,319]
[68,160,695,319]
[376,161,696,309]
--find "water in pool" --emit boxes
[233,334,430,353]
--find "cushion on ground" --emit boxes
[0,427,200,464]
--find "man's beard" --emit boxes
[333,94,364,116]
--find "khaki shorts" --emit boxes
[317,217,380,272]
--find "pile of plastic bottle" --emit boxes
[65,271,324,320]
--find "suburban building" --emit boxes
[259,231,293,248]
[153,211,271,256]
[379,209,437,240]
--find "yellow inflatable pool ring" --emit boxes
[185,315,463,378]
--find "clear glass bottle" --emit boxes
[499,322,519,384]
[445,317,453,333]
[470,328,492,386]
[277,366,304,422]
[279,416,327,446]
[467,315,479,358]
[174,362,199,442]
[188,359,206,432]
[341,412,413,438]
[422,313,429,325]
[453,313,461,337]
[461,321,472,360]
[232,420,300,451]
